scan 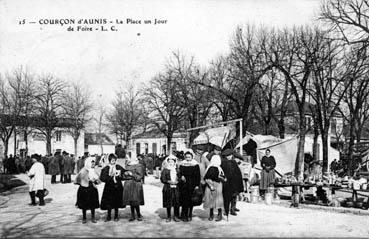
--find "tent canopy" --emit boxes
[236,133,339,175]
[193,125,236,148]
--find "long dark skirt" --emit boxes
[76,183,99,210]
[122,180,144,206]
[260,169,275,190]
[100,182,125,210]
[162,186,180,208]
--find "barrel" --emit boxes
[250,186,259,203]
[265,186,275,205]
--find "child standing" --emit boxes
[161,155,180,222]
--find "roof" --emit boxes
[275,101,342,118]
[85,133,115,145]
[132,128,187,139]
[0,114,75,128]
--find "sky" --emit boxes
[0,0,321,107]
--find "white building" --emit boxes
[130,129,188,159]
[6,128,85,157]
[84,133,115,155]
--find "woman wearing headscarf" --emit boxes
[161,155,180,222]
[203,155,226,221]
[178,151,201,222]
[100,153,127,222]
[74,157,100,224]
[122,156,145,221]
[260,149,276,198]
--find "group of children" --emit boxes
[74,144,245,223]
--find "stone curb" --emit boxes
[271,200,369,216]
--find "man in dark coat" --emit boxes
[115,144,126,159]
[56,151,65,183]
[48,152,60,183]
[221,149,244,217]
[63,151,74,183]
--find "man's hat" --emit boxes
[221,148,234,157]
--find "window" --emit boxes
[56,131,62,141]
[152,143,157,155]
[145,143,149,154]
[136,143,141,155]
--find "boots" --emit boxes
[82,209,87,224]
[215,209,223,222]
[29,191,37,206]
[188,206,193,221]
[129,206,136,221]
[166,207,172,222]
[105,209,112,222]
[37,190,45,206]
[91,209,97,223]
[208,208,214,221]
[136,206,143,221]
[114,208,119,221]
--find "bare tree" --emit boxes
[320,0,369,45]
[34,75,66,155]
[208,56,235,122]
[268,26,323,181]
[63,82,93,158]
[168,52,213,145]
[94,95,106,155]
[0,67,36,158]
[339,46,369,174]
[107,84,144,150]
[199,25,271,136]
[143,70,185,155]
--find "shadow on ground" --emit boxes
[0,174,26,193]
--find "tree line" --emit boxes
[2,0,369,180]
[108,0,369,179]
[0,68,93,159]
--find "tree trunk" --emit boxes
[295,114,306,181]
[13,128,17,156]
[278,118,285,139]
[25,130,28,157]
[347,121,355,176]
[3,139,9,159]
[46,130,52,155]
[166,134,173,155]
[74,137,78,159]
[322,130,329,173]
[312,130,319,162]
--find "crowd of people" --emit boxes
[6,142,277,224]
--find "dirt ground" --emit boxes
[0,174,369,238]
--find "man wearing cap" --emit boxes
[220,148,243,217]
[27,154,46,206]
[206,144,222,162]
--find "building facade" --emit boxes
[130,129,188,159]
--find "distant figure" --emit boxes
[260,149,276,197]
[63,151,74,183]
[115,144,127,168]
[77,152,89,173]
[330,159,338,173]
[49,152,60,184]
[25,156,33,172]
[27,154,46,206]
